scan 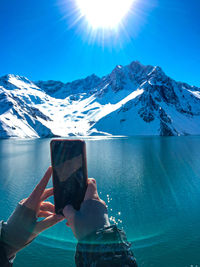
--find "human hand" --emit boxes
[1,167,64,258]
[63,178,110,240]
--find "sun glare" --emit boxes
[76,0,134,29]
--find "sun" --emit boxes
[75,0,135,29]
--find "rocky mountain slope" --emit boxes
[0,61,200,138]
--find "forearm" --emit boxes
[75,225,137,267]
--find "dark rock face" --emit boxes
[29,107,52,121]
[36,80,65,96]
[159,108,172,124]
[119,101,134,113]
[0,122,11,138]
[0,92,14,115]
[139,108,155,122]
[36,74,101,99]
[160,122,176,136]
[128,61,153,84]
[158,85,178,105]
[138,93,159,122]
[108,66,127,92]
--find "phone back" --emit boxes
[50,139,88,214]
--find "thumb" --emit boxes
[84,178,100,201]
[35,214,64,234]
[63,205,76,225]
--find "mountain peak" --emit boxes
[113,65,123,71]
[0,74,38,90]
[129,60,145,70]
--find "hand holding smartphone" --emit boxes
[50,139,88,215]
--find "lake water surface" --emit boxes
[0,137,200,267]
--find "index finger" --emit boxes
[29,167,52,201]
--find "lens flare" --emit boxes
[76,0,135,29]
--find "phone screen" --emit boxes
[51,139,88,214]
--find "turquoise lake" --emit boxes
[0,137,200,267]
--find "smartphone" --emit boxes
[50,139,88,214]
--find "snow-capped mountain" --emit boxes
[0,61,200,138]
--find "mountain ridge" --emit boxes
[0,61,200,138]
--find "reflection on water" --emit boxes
[0,137,200,267]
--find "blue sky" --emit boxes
[0,0,200,86]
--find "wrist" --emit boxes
[75,199,110,240]
[1,203,37,258]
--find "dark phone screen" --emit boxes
[51,140,87,214]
